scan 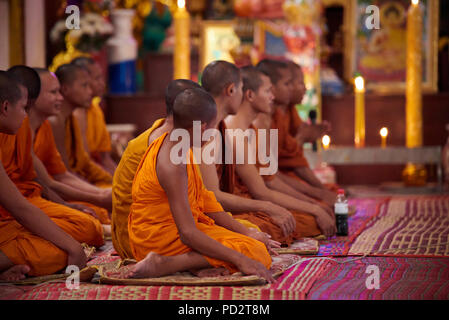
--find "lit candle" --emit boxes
[380,127,388,148]
[354,76,365,148]
[173,0,190,79]
[405,0,423,148]
[322,135,330,150]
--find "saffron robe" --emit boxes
[86,98,112,162]
[128,133,271,272]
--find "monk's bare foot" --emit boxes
[102,224,111,238]
[190,267,230,278]
[126,252,169,279]
[0,265,30,282]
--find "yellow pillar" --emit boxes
[9,0,24,66]
[173,0,190,79]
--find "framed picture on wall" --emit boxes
[199,20,241,72]
[345,0,439,93]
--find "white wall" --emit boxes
[24,0,46,68]
[0,0,9,70]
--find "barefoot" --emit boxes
[126,252,169,279]
[0,265,30,282]
[190,267,230,278]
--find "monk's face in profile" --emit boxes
[0,85,27,134]
[61,69,93,109]
[252,74,274,115]
[272,68,292,106]
[290,67,306,105]
[35,73,64,117]
[227,79,244,115]
[87,63,105,98]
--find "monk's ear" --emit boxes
[0,100,9,116]
[225,82,235,97]
[245,89,254,102]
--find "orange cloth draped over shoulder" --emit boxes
[230,124,321,245]
[128,133,271,272]
[112,118,165,259]
[86,98,112,163]
[0,118,104,276]
[34,120,110,225]
[65,114,112,188]
[272,106,309,169]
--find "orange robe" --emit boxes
[128,133,271,272]
[86,98,112,163]
[0,118,104,276]
[112,118,165,259]
[229,124,321,245]
[65,114,112,188]
[34,120,110,225]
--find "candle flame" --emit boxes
[322,135,330,148]
[411,0,419,5]
[380,127,388,137]
[178,0,185,9]
[354,76,364,91]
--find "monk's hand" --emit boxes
[66,203,99,220]
[98,189,112,212]
[314,200,335,219]
[235,256,275,284]
[246,228,281,256]
[67,243,87,271]
[266,204,296,237]
[313,207,337,238]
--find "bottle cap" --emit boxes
[337,189,345,195]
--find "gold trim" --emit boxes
[9,0,24,66]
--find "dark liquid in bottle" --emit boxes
[336,214,348,236]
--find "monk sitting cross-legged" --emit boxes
[224,66,336,240]
[256,59,337,207]
[71,57,117,176]
[127,88,276,281]
[48,64,112,188]
[0,71,100,280]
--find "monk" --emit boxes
[256,59,337,207]
[25,67,111,232]
[112,79,258,259]
[198,61,301,245]
[224,66,336,239]
[48,64,112,188]
[0,72,101,280]
[127,88,275,281]
[71,57,117,175]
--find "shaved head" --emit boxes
[240,65,266,94]
[55,63,84,86]
[7,65,41,104]
[71,57,96,71]
[165,79,202,115]
[256,59,289,85]
[173,88,217,129]
[201,60,241,96]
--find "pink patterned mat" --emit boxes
[307,256,449,300]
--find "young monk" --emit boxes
[49,64,112,188]
[127,88,275,281]
[0,72,100,280]
[256,59,337,207]
[26,68,111,234]
[198,61,301,244]
[71,57,116,175]
[112,79,258,259]
[112,79,201,259]
[224,66,336,239]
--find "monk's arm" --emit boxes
[54,171,109,194]
[158,156,267,272]
[199,161,273,213]
[48,116,70,168]
[277,171,331,201]
[0,163,87,268]
[294,166,325,189]
[32,153,109,208]
[99,152,117,175]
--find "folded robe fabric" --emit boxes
[128,132,271,273]
[34,120,110,224]
[0,118,104,276]
[65,114,112,187]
